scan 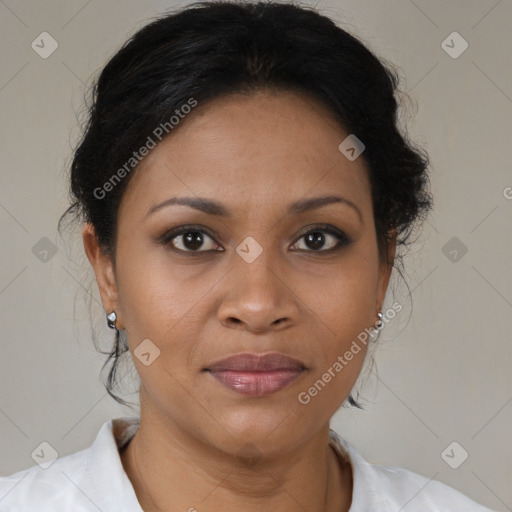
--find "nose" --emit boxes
[217,253,299,333]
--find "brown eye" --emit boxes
[161,226,222,253]
[291,227,351,252]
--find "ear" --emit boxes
[376,229,397,311]
[82,223,124,330]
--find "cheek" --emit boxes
[294,347,366,426]
[114,251,207,415]
[115,240,196,337]
[293,251,377,404]
[296,274,373,415]
[115,243,217,381]
[303,252,378,341]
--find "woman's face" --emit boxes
[86,89,395,457]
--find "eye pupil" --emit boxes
[184,231,204,250]
[305,231,325,250]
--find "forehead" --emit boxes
[119,90,372,221]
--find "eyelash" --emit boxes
[158,224,352,255]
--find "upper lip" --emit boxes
[205,352,306,372]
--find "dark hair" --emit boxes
[60,0,433,408]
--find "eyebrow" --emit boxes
[146,194,362,222]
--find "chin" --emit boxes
[214,407,309,451]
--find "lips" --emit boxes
[204,352,306,397]
[206,352,306,372]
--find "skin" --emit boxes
[83,89,396,512]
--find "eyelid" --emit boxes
[294,223,348,239]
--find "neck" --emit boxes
[119,406,352,512]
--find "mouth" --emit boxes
[203,352,307,397]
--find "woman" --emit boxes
[0,1,495,510]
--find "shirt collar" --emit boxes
[329,429,391,511]
[85,416,142,510]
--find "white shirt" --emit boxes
[0,416,495,511]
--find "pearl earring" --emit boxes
[375,308,383,329]
[107,311,117,330]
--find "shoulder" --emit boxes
[0,444,94,511]
[360,463,495,511]
[328,430,496,512]
[0,417,141,511]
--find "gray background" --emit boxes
[0,0,511,510]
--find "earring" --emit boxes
[375,307,383,329]
[107,311,117,330]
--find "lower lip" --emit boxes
[208,369,305,396]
